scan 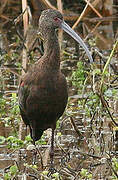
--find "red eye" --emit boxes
[54,17,60,22]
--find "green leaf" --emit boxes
[87,173,92,179]
[12,93,17,98]
[80,168,88,177]
[57,132,62,136]
[52,172,60,179]
[93,68,101,75]
[25,135,32,142]
[0,136,6,144]
[4,173,11,180]
[10,165,18,175]
[42,170,49,175]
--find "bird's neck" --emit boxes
[43,30,60,70]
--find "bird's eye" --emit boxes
[54,17,61,22]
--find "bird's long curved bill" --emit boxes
[61,21,93,63]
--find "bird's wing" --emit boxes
[18,79,30,125]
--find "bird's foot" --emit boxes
[48,163,57,176]
[26,144,37,164]
[36,147,43,169]
[32,148,37,164]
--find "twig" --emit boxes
[41,0,57,10]
[84,0,103,18]
[77,150,102,159]
[107,158,118,178]
[13,10,27,48]
[72,0,90,29]
[70,117,83,137]
[97,93,118,126]
[57,0,63,48]
[90,110,97,131]
[3,66,20,77]
[80,0,102,18]
[21,0,28,74]
[84,16,118,22]
[100,40,118,91]
[84,21,111,45]
[28,174,39,179]
[92,47,118,75]
[93,48,108,60]
[88,21,101,35]
[19,0,29,141]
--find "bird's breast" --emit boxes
[26,72,68,114]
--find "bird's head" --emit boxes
[39,9,63,31]
[38,9,93,63]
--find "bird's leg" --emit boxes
[48,128,57,176]
[32,139,37,164]
[49,128,55,169]
[33,139,35,146]
[32,137,44,169]
[35,146,44,169]
[32,128,37,164]
[25,125,28,136]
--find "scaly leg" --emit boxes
[31,127,37,164]
[50,128,55,167]
[48,128,57,176]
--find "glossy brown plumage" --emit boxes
[19,9,93,165]
[18,9,68,143]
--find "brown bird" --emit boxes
[18,9,93,165]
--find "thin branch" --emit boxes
[41,0,57,10]
[21,0,28,75]
[84,0,103,18]
[19,0,29,141]
[107,158,118,178]
[72,0,90,29]
[57,0,63,48]
[100,40,118,91]
[97,93,118,126]
[70,117,83,137]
